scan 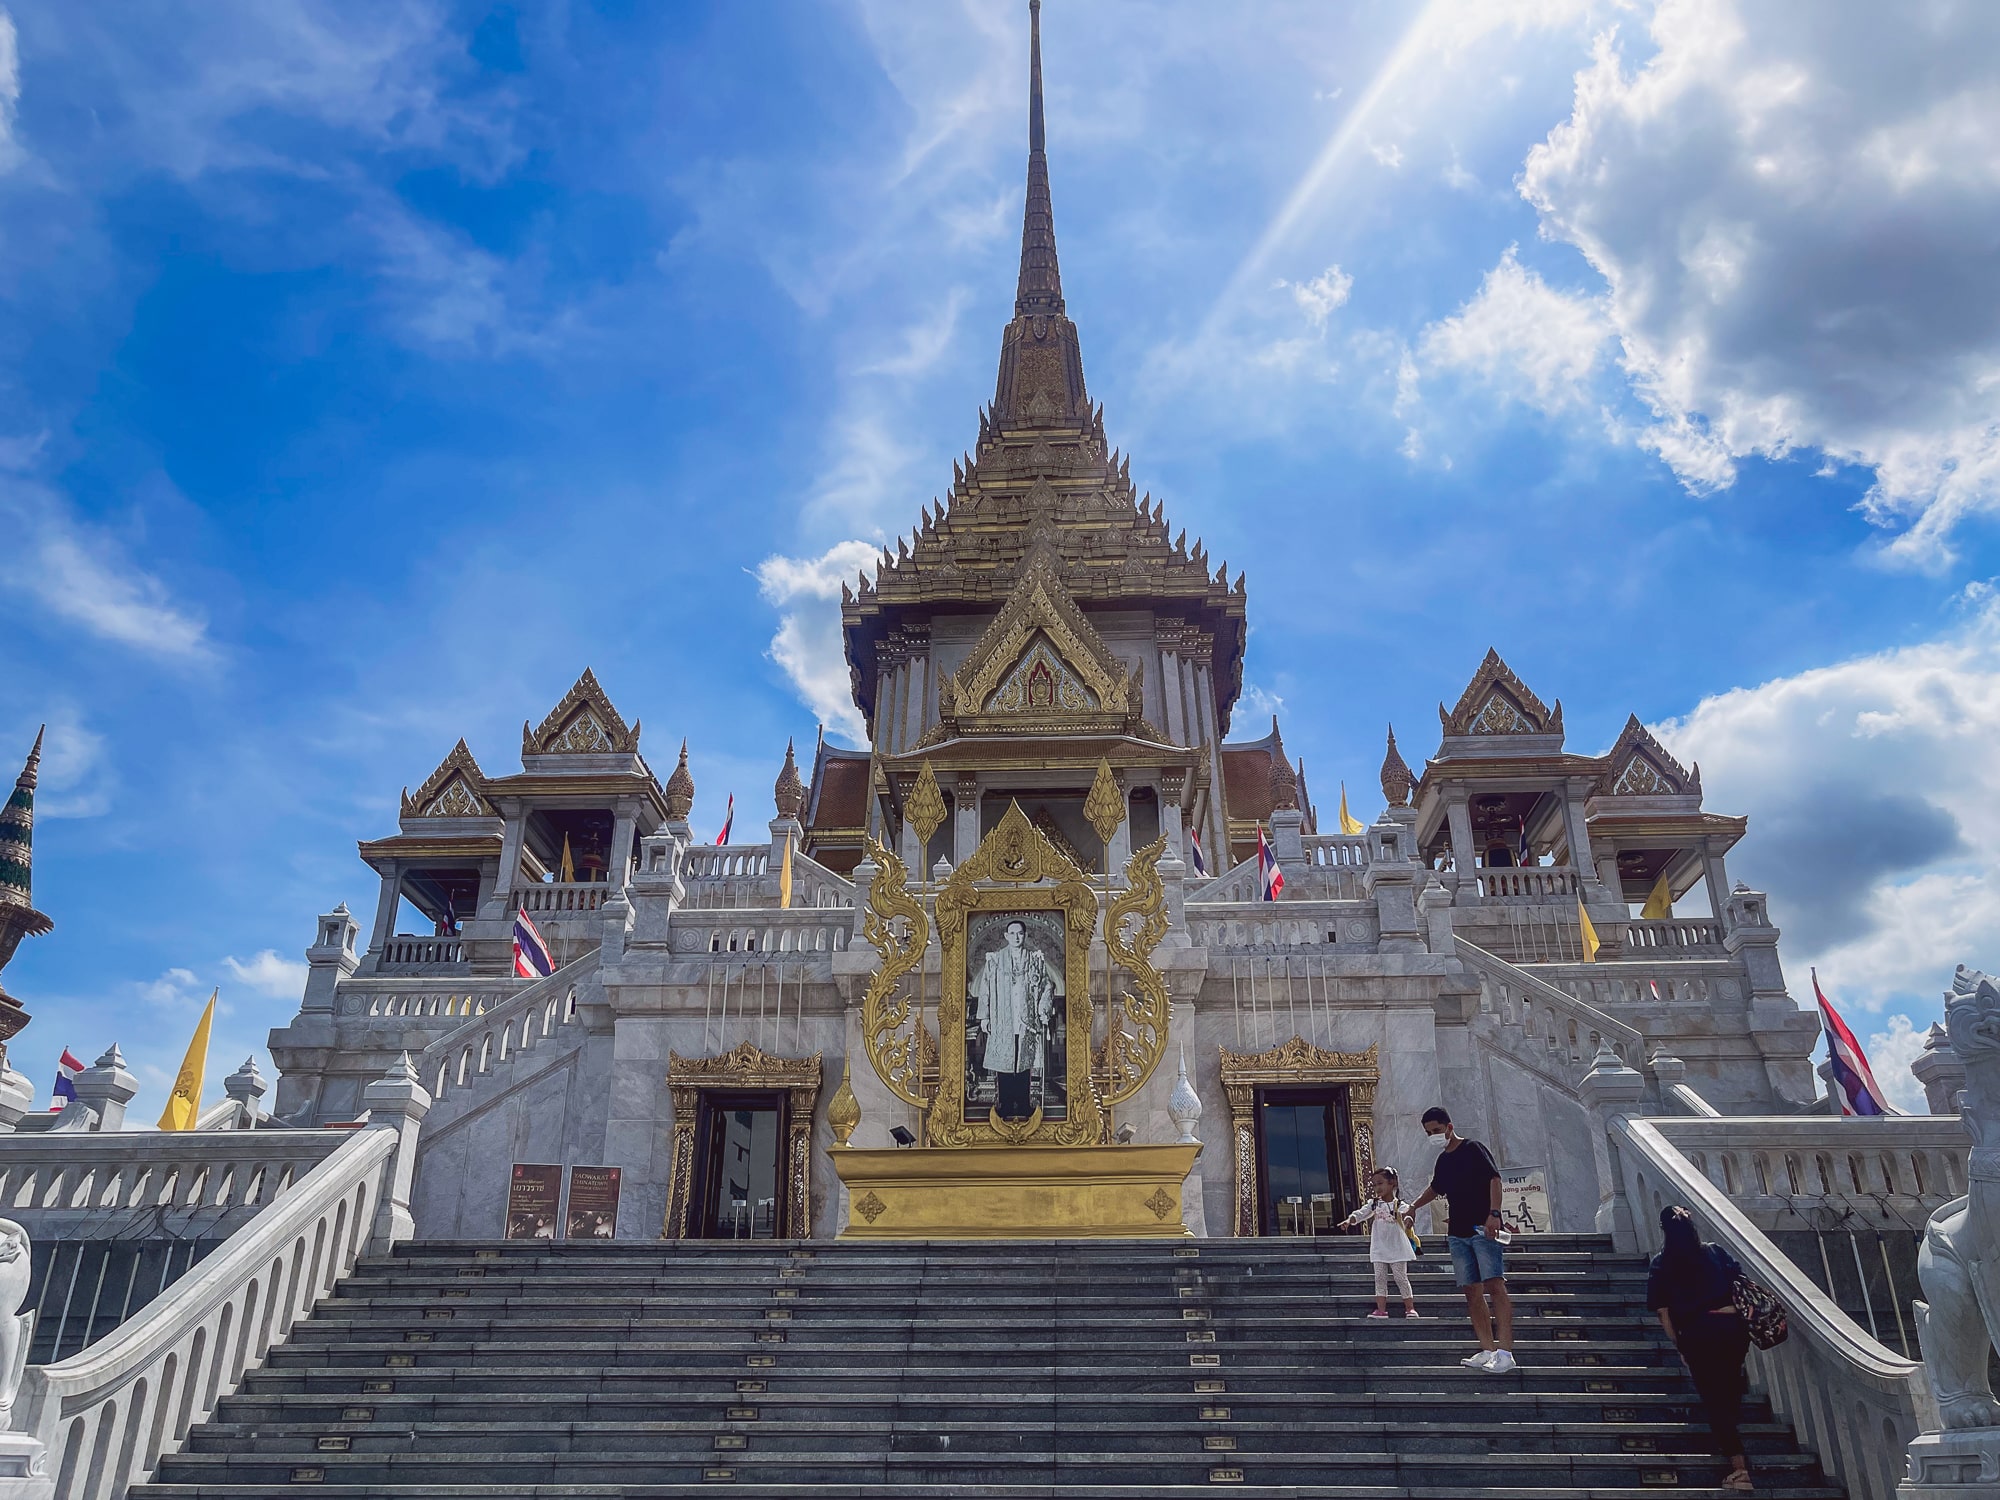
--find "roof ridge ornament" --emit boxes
[523,667,641,757]
[1438,648,1561,737]
[401,738,495,819]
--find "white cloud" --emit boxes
[1657,594,2000,1016]
[858,288,969,378]
[1240,682,1286,719]
[755,540,883,745]
[0,9,22,173]
[223,949,308,1000]
[1366,139,1404,170]
[1420,246,1607,414]
[1281,264,1354,332]
[1863,1013,1929,1115]
[12,708,111,819]
[138,967,204,1009]
[0,480,212,662]
[1520,0,2000,564]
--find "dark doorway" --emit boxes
[1255,1085,1358,1236]
[693,1091,786,1239]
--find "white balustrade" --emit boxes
[1185,900,1373,952]
[373,935,464,972]
[516,882,607,915]
[1621,917,1725,953]
[416,957,592,1107]
[346,985,513,1021]
[10,1124,405,1499]
[683,916,850,955]
[1475,866,1581,901]
[1301,834,1371,868]
[1613,1117,1933,1500]
[1456,935,1645,1082]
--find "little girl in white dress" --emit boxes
[1341,1166,1422,1318]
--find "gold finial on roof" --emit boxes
[1380,724,1413,809]
[774,738,806,820]
[663,739,695,820]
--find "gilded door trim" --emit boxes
[663,1041,824,1239]
[1218,1038,1379,1238]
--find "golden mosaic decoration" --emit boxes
[1097,833,1171,1108]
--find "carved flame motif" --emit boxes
[424,779,482,818]
[905,761,947,850]
[1470,693,1530,735]
[987,637,1094,715]
[858,838,935,1111]
[549,709,614,754]
[1097,833,1172,1107]
[1612,756,1667,796]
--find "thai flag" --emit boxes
[49,1049,83,1112]
[513,910,556,979]
[715,793,734,846]
[1815,971,1896,1117]
[1257,824,1284,902]
[1189,827,1208,877]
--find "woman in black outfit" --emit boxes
[1645,1205,1753,1492]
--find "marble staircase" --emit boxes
[131,1236,1846,1498]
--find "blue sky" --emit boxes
[4,0,1998,1115]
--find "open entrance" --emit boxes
[692,1091,785,1239]
[1255,1084,1359,1236]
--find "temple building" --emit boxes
[262,1,1824,1251]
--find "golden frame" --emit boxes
[931,802,1101,1147]
[1217,1038,1378,1238]
[662,1041,824,1240]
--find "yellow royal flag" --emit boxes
[779,835,794,910]
[1640,871,1673,921]
[158,989,217,1131]
[559,833,576,883]
[1338,782,1365,836]
[1578,901,1601,964]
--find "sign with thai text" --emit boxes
[504,1163,562,1239]
[565,1165,622,1239]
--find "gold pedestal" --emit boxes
[831,1143,1200,1239]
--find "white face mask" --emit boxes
[1424,1131,1449,1152]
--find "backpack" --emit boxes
[1729,1270,1788,1349]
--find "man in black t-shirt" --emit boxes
[1408,1105,1516,1373]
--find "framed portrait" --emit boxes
[932,802,1100,1147]
[962,910,1069,1123]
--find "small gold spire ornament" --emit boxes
[827,1058,861,1147]
[1084,757,1126,848]
[906,761,947,851]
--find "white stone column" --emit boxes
[366,860,402,962]
[609,806,638,890]
[1577,1043,1646,1252]
[1444,792,1478,903]
[363,1054,433,1242]
[954,776,981,865]
[1701,838,1732,926]
[489,814,525,915]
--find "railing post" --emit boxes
[1578,1043,1646,1252]
[361,1055,432,1243]
[71,1047,136,1134]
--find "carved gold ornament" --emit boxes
[827,1058,861,1147]
[1217,1038,1378,1239]
[906,761,947,851]
[662,1041,824,1241]
[858,838,935,1111]
[1097,834,1171,1107]
[1084,757,1126,851]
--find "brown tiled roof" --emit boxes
[809,754,871,833]
[1221,746,1275,825]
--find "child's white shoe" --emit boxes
[1404,1308,1422,1318]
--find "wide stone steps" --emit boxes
[131,1236,1846,1499]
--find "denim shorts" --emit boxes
[1447,1230,1506,1287]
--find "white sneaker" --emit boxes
[1460,1350,1495,1369]
[1484,1349,1517,1374]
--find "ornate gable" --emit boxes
[932,556,1155,741]
[523,668,640,757]
[1600,714,1699,797]
[401,739,495,819]
[1439,649,1562,737]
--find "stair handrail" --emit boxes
[413,952,596,1104]
[6,1119,407,1499]
[1454,934,1644,1060]
[1611,1116,1932,1500]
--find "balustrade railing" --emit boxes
[11,1124,403,1500]
[372,935,464,973]
[1185,900,1374,953]
[684,846,769,881]
[1455,935,1644,1084]
[1620,916,1725,952]
[516,881,608,915]
[1474,866,1580,901]
[415,956,593,1107]
[344,984,515,1021]
[1527,961,1740,1012]
[680,913,851,955]
[1612,1117,1932,1500]
[1188,855,1264,905]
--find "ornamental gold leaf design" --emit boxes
[424,779,482,818]
[549,709,615,754]
[1470,693,1529,736]
[858,837,934,1111]
[1084,757,1127,849]
[906,761,947,850]
[1098,833,1171,1107]
[1612,756,1666,796]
